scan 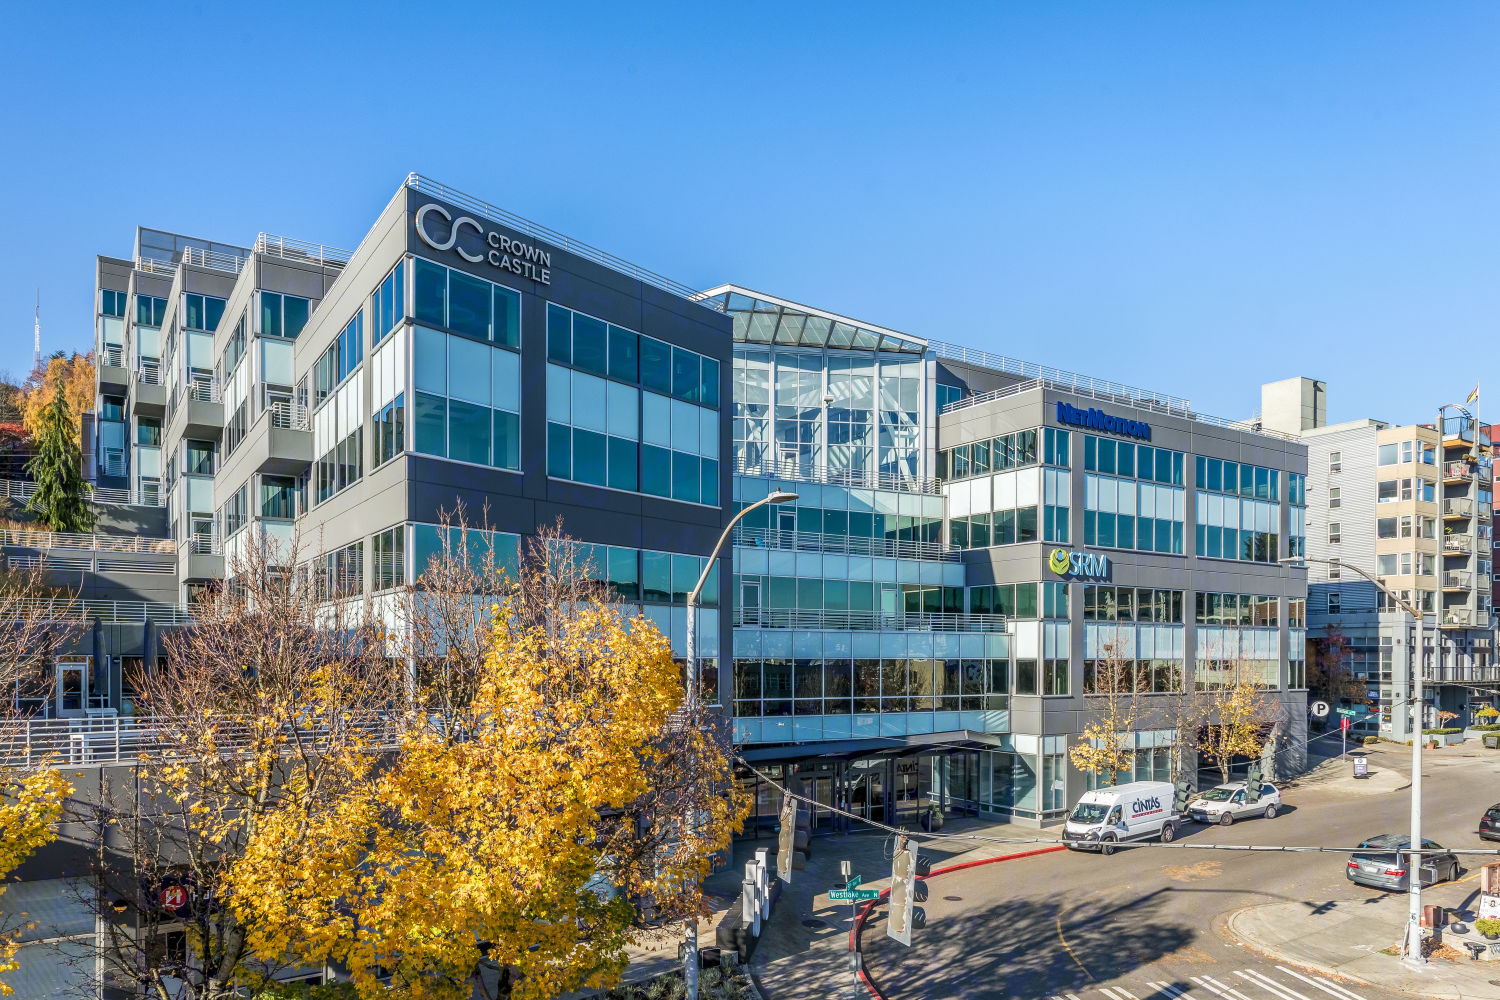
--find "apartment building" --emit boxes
[1263,377,1498,738]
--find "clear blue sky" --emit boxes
[2,2,1496,426]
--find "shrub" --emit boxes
[1422,728,1463,735]
[1471,723,1500,732]
[1477,917,1500,938]
[1362,735,1381,745]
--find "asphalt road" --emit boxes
[858,739,1500,1000]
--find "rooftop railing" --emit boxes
[405,174,721,310]
[938,375,1301,443]
[181,246,248,274]
[0,479,167,510]
[4,598,193,625]
[733,455,942,495]
[254,233,352,268]
[731,525,959,562]
[734,607,1007,632]
[931,342,1193,414]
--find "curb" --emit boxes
[1222,905,1481,1000]
[851,845,1067,999]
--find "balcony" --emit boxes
[98,344,127,389]
[731,525,959,562]
[1441,608,1475,628]
[1442,571,1473,592]
[734,607,1007,632]
[1443,498,1472,519]
[1444,462,1474,484]
[1443,536,1473,555]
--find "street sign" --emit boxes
[830,889,880,902]
[1336,707,1358,717]
[845,874,863,890]
[1353,755,1368,777]
[1310,700,1330,719]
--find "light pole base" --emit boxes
[1402,923,1427,968]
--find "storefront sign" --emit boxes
[1055,401,1151,441]
[415,203,552,285]
[1049,547,1110,579]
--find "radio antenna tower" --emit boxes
[33,289,41,372]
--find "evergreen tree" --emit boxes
[25,390,94,532]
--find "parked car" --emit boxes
[1186,782,1281,825]
[1346,835,1460,891]
[1480,804,1500,842]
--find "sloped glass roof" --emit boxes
[693,284,928,354]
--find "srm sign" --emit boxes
[415,203,552,285]
[1055,401,1151,441]
[1049,547,1109,579]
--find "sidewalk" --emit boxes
[720,816,1063,1000]
[1227,899,1500,1000]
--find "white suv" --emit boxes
[1186,781,1281,825]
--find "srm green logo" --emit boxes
[1049,548,1109,579]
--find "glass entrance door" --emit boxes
[56,660,87,717]
[849,763,885,822]
[740,579,761,626]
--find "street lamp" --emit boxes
[682,487,796,1000]
[1282,554,1427,965]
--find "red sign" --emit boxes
[1341,717,1351,732]
[159,885,189,910]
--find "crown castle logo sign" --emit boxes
[1049,548,1110,579]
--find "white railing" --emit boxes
[931,342,1193,414]
[4,598,193,625]
[0,714,398,768]
[731,526,958,562]
[1444,536,1473,555]
[181,246,248,274]
[136,358,161,386]
[254,233,352,268]
[133,257,177,275]
[1445,462,1474,481]
[1442,609,1475,627]
[268,397,310,430]
[102,448,126,478]
[734,608,1007,632]
[0,529,175,554]
[1443,571,1473,590]
[733,455,942,495]
[1444,498,1473,517]
[940,375,1301,443]
[102,344,124,368]
[189,528,221,555]
[405,174,720,309]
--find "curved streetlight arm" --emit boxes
[1279,555,1421,619]
[686,489,798,608]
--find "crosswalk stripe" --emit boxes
[1272,967,1366,1000]
[1150,983,1198,1000]
[1098,989,1129,1000]
[1235,969,1313,1000]
[1194,975,1256,1000]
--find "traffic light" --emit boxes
[887,838,917,947]
[1245,763,1263,803]
[776,793,796,884]
[1172,776,1194,814]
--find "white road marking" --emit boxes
[1273,967,1367,1000]
[1147,983,1198,1000]
[1192,975,1257,1000]
[1097,989,1129,1000]
[1235,969,1314,1000]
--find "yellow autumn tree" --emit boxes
[1195,659,1284,784]
[1069,637,1147,787]
[227,520,748,1000]
[21,352,95,449]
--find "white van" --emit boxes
[1063,781,1178,855]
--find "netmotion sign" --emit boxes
[1055,401,1151,441]
[415,203,552,285]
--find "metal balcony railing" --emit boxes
[1443,498,1473,517]
[181,246,248,274]
[733,607,1008,632]
[268,398,310,430]
[1444,536,1473,555]
[136,358,161,386]
[1443,571,1473,591]
[733,456,941,495]
[0,529,175,554]
[0,478,164,510]
[101,344,124,368]
[1442,608,1475,627]
[102,448,126,478]
[0,713,398,768]
[4,599,193,625]
[133,256,177,276]
[731,525,959,562]
[1445,462,1475,482]
[189,528,221,555]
